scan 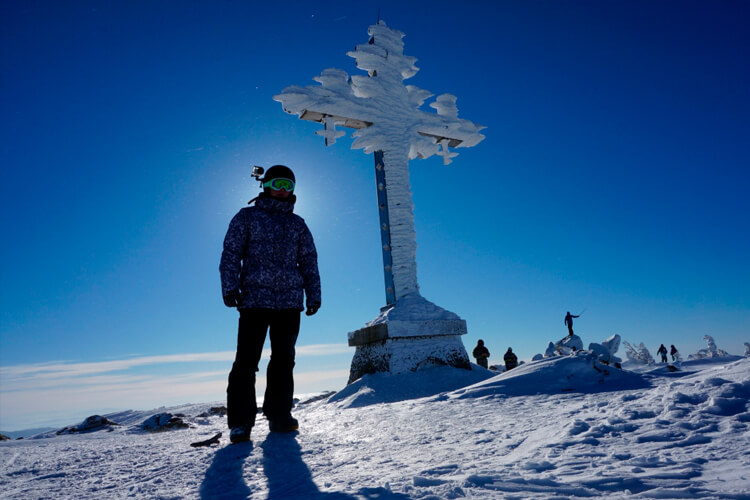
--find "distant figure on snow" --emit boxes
[473,339,490,369]
[564,311,580,336]
[657,344,668,363]
[670,345,679,362]
[504,347,518,371]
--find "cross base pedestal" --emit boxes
[346,319,471,384]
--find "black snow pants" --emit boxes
[227,308,300,429]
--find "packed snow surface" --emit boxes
[2,355,749,499]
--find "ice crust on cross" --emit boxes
[274,21,484,320]
[316,116,346,146]
[274,21,485,164]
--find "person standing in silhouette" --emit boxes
[220,165,321,443]
[670,345,679,362]
[564,311,580,337]
[504,347,518,371]
[657,344,668,363]
[472,339,490,369]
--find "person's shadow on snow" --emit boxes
[262,432,409,499]
[200,440,254,499]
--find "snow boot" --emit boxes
[229,425,251,444]
[268,415,299,433]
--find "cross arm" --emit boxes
[299,110,371,130]
[416,115,486,149]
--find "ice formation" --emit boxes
[365,293,461,327]
[274,20,484,304]
[544,342,557,357]
[545,334,622,366]
[689,335,729,359]
[588,334,622,365]
[555,334,584,355]
[623,341,656,365]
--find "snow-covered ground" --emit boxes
[2,354,749,499]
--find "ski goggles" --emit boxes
[263,177,295,192]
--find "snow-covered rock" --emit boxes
[555,334,583,354]
[589,334,622,366]
[56,415,119,435]
[140,413,190,432]
[589,342,613,364]
[601,334,621,356]
[544,341,557,357]
[196,406,227,418]
[745,342,750,357]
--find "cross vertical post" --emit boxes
[374,150,396,307]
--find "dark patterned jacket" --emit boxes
[220,195,321,311]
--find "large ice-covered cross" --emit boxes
[274,21,485,308]
[275,20,487,382]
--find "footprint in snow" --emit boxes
[567,420,590,436]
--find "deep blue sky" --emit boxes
[1,1,749,428]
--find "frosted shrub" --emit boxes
[745,342,750,357]
[688,335,729,360]
[623,341,655,365]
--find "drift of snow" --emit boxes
[3,354,749,498]
[452,351,649,399]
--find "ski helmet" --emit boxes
[262,165,295,189]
